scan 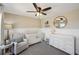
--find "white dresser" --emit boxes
[48,34,75,55]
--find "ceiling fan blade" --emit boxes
[41,12,47,15]
[42,7,52,11]
[33,3,38,11]
[27,11,37,12]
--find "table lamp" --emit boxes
[4,23,13,45]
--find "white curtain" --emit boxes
[0,6,4,45]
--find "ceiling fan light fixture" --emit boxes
[36,12,42,16]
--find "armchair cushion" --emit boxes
[11,33,24,43]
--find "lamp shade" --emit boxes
[4,24,13,29]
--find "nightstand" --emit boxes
[0,42,14,55]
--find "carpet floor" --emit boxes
[19,41,69,55]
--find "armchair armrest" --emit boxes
[23,39,28,42]
[23,38,29,44]
[12,42,17,55]
[13,42,17,45]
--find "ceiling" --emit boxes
[2,3,79,19]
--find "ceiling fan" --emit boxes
[27,3,52,16]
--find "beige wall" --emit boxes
[63,9,79,29]
[41,8,79,29]
[4,8,79,29]
[4,13,41,28]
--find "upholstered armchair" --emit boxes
[13,39,28,55]
[11,32,29,55]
